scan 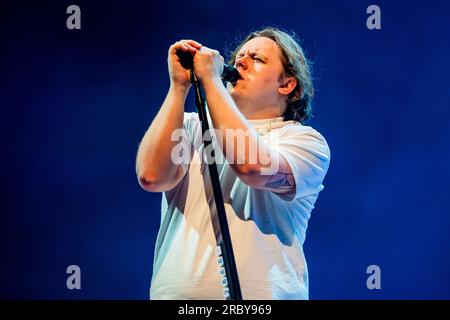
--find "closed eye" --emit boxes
[236,53,263,61]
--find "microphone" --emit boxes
[176,50,241,83]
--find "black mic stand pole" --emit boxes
[190,68,243,300]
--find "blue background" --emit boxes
[1,0,449,299]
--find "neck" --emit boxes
[237,103,286,120]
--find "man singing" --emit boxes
[136,27,330,299]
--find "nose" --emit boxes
[235,56,249,71]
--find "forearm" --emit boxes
[136,85,188,187]
[201,77,271,174]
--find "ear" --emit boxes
[278,77,297,97]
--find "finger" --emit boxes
[169,42,185,54]
[170,42,198,55]
[178,44,198,56]
[199,47,220,57]
[180,39,202,49]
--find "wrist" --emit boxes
[169,83,191,98]
[200,75,223,89]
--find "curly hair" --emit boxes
[227,27,314,124]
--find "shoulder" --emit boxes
[280,121,326,140]
[276,122,330,159]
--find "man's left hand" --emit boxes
[193,46,224,83]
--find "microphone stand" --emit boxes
[189,68,243,300]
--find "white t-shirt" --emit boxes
[150,112,330,300]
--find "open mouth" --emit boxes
[231,77,245,87]
[231,79,242,87]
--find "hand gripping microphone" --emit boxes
[176,50,241,83]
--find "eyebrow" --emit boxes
[236,50,268,60]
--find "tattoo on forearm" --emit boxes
[264,172,294,190]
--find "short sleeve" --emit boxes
[269,124,331,201]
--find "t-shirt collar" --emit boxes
[248,116,296,131]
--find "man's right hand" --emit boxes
[168,40,202,90]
